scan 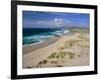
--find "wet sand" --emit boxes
[23,36,62,54]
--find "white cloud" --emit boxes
[54,18,63,22]
[36,18,71,28]
[24,18,72,28]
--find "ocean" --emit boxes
[23,28,69,46]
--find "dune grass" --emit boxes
[78,33,89,41]
[50,60,58,64]
[38,59,48,65]
[36,29,89,68]
[58,32,89,51]
[77,33,89,47]
[47,51,75,63]
[78,44,89,48]
[46,31,89,66]
[72,28,85,33]
[58,39,81,50]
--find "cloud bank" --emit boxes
[24,18,72,28]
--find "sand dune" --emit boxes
[23,32,89,69]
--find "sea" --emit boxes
[23,28,69,46]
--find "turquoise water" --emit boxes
[23,28,69,46]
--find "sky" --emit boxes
[23,11,89,28]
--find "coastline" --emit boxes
[23,32,73,54]
[23,35,62,54]
[23,31,90,68]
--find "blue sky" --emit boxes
[23,11,89,28]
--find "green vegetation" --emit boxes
[36,51,76,67]
[71,29,85,33]
[58,32,89,51]
[47,51,75,62]
[58,40,81,50]
[47,52,58,59]
[59,51,66,58]
[78,43,89,48]
[50,60,57,64]
[66,52,75,59]
[78,33,89,41]
[38,59,47,65]
[77,33,89,48]
[47,51,67,59]
[36,29,90,67]
[71,28,89,33]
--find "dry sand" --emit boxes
[23,32,90,68]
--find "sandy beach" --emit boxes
[23,36,62,54]
[23,30,90,68]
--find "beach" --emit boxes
[23,29,90,68]
[23,35,62,54]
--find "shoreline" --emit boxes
[23,32,73,54]
[23,36,62,54]
[23,31,89,68]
